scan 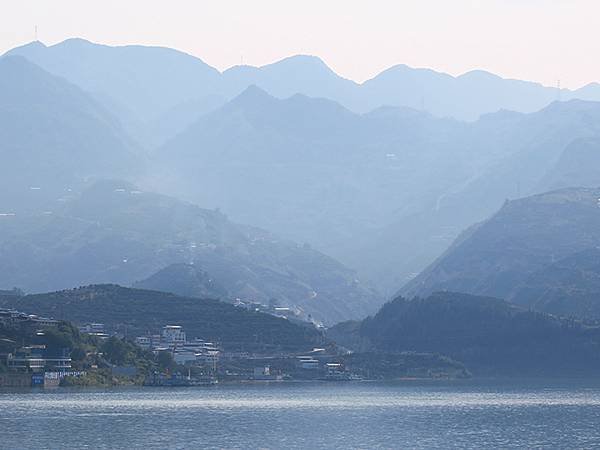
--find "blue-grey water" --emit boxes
[2,379,600,449]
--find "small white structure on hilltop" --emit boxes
[162,325,186,346]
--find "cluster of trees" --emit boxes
[0,318,161,377]
[99,336,171,373]
[332,292,600,376]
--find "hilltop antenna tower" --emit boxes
[557,79,562,101]
[35,25,38,41]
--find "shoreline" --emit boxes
[4,375,600,393]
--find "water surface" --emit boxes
[2,379,600,449]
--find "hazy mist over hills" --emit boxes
[401,188,600,319]
[0,180,379,324]
[6,38,600,144]
[0,55,139,212]
[2,37,600,324]
[151,85,473,288]
[362,100,600,290]
[6,39,222,140]
[152,89,600,292]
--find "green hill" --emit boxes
[0,285,325,353]
[329,291,600,376]
[133,263,228,300]
[510,248,600,318]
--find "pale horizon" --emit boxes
[1,0,599,90]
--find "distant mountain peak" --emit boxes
[5,38,101,56]
[2,40,45,57]
[273,54,329,67]
[59,37,96,46]
[228,84,276,107]
[261,54,355,84]
[374,63,454,80]
[134,263,228,300]
[224,54,332,74]
[458,69,502,81]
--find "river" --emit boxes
[2,379,600,449]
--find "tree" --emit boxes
[41,327,75,355]
[157,350,175,370]
[101,337,131,366]
[70,347,87,362]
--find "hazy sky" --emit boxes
[1,0,598,89]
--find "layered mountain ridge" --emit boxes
[401,187,600,319]
[0,55,139,212]
[0,180,380,324]
[7,37,600,142]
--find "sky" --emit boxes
[0,0,598,89]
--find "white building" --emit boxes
[173,350,198,365]
[297,356,320,370]
[135,336,152,350]
[162,325,186,346]
[79,323,105,334]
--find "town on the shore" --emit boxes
[0,305,365,388]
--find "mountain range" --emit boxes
[5,41,600,297]
[4,38,600,323]
[363,100,600,290]
[151,87,600,293]
[0,180,379,324]
[5,39,223,146]
[0,55,138,213]
[6,38,600,146]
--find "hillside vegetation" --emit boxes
[0,285,325,352]
[0,180,380,324]
[329,291,600,376]
[401,188,600,319]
